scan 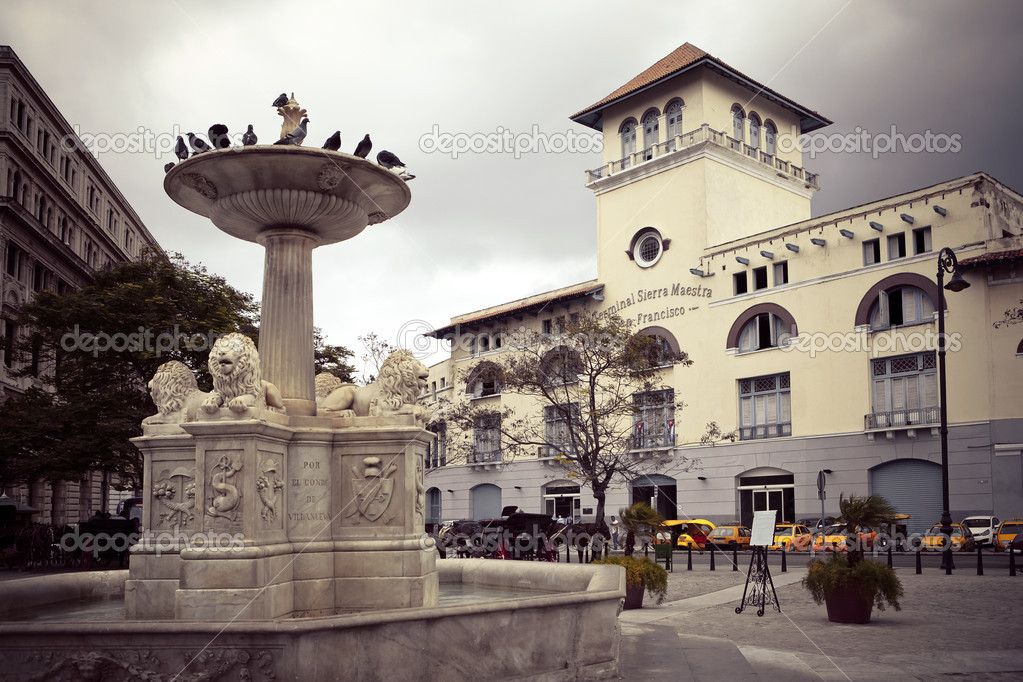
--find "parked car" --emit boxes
[705,525,751,551]
[921,523,975,552]
[663,519,715,550]
[1009,533,1023,555]
[810,523,878,552]
[995,519,1023,552]
[796,517,837,532]
[961,515,1000,548]
[769,524,814,551]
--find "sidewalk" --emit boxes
[618,561,1023,681]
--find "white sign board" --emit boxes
[750,510,777,547]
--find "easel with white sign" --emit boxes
[735,510,781,616]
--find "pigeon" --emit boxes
[376,150,405,169]
[273,117,309,145]
[187,132,211,154]
[208,124,230,149]
[174,135,189,161]
[164,162,175,173]
[377,150,416,181]
[272,92,288,108]
[322,131,341,151]
[242,124,258,146]
[353,134,372,158]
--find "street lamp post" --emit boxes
[936,247,970,574]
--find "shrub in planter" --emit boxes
[802,552,903,623]
[593,554,668,607]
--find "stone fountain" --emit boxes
[0,99,624,681]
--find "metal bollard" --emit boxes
[887,546,893,568]
[732,545,738,571]
[781,548,787,573]
[916,548,922,574]
[710,543,716,571]
[977,544,983,576]
[687,545,693,571]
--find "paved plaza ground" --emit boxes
[620,551,1023,681]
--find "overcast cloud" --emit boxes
[4,0,1021,376]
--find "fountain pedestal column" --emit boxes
[258,228,317,416]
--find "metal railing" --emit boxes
[585,125,820,190]
[864,407,939,430]
[739,422,792,441]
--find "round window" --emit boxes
[635,233,663,268]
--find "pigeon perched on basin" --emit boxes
[208,124,230,149]
[187,132,211,154]
[174,135,189,161]
[164,162,175,173]
[272,93,288,108]
[377,150,416,181]
[273,117,309,145]
[353,134,372,158]
[322,131,341,151]
[242,124,257,146]
[376,150,405,169]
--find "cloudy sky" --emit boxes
[4,1,1022,376]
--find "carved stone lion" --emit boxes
[143,360,208,425]
[203,332,285,416]
[319,349,430,425]
[314,372,344,408]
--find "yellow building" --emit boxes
[423,44,1023,536]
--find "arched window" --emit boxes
[665,100,684,140]
[637,326,682,365]
[737,312,790,353]
[541,346,582,385]
[642,110,659,160]
[726,304,798,351]
[748,113,761,151]
[765,120,778,156]
[731,105,746,148]
[620,119,637,168]
[870,286,935,329]
[465,361,502,398]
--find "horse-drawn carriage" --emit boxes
[436,507,608,562]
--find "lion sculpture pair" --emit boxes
[145,334,429,426]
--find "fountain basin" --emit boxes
[0,560,624,681]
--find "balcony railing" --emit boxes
[629,432,675,450]
[585,124,820,190]
[538,445,576,459]
[470,449,502,464]
[739,422,792,441]
[864,407,939,430]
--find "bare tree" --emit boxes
[440,311,695,528]
[358,332,396,384]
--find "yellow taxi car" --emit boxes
[769,523,814,551]
[995,518,1023,551]
[921,523,975,552]
[810,524,878,552]
[663,519,715,550]
[705,524,751,551]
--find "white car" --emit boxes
[961,515,1000,548]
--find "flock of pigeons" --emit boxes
[164,93,415,182]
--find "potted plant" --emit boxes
[592,502,668,608]
[801,493,904,623]
[593,554,668,608]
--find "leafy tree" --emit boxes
[440,311,694,530]
[314,328,356,382]
[0,250,259,492]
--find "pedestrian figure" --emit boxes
[611,515,620,550]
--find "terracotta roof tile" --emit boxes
[959,249,1023,266]
[427,283,604,338]
[571,42,831,133]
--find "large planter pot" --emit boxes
[824,585,873,624]
[623,583,645,610]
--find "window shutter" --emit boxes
[892,377,906,411]
[923,372,938,408]
[877,289,889,327]
[780,392,791,423]
[906,375,920,409]
[740,397,753,427]
[873,379,888,413]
